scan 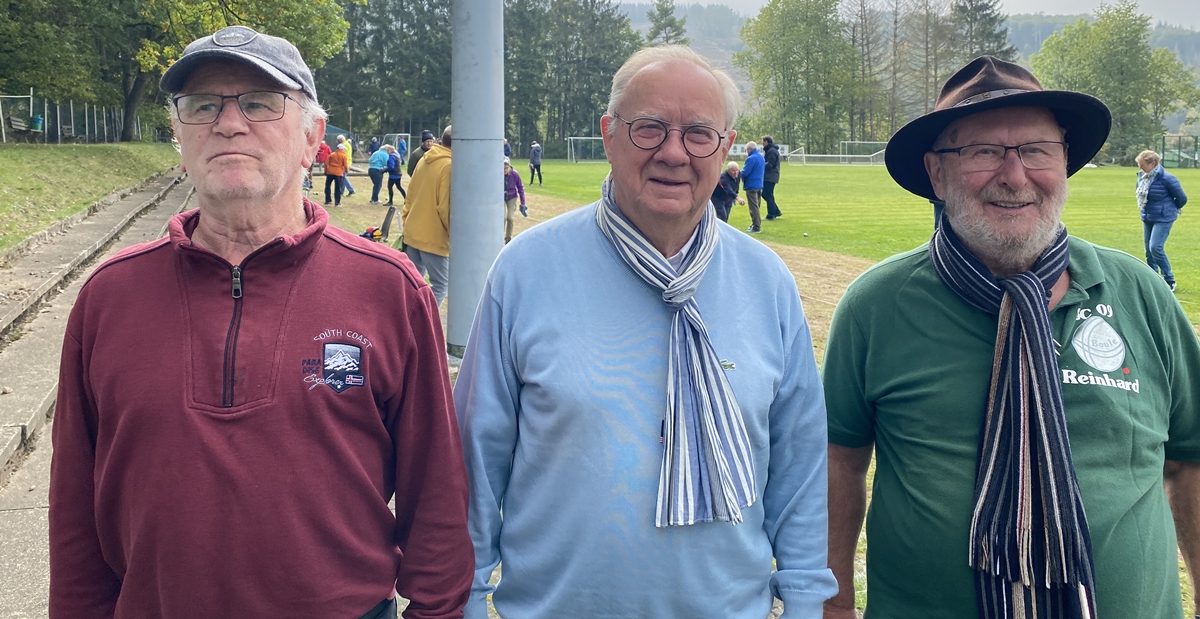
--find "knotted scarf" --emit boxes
[594,174,756,527]
[929,218,1097,619]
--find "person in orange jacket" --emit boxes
[324,143,349,206]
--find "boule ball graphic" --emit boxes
[1071,315,1125,373]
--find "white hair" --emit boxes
[726,161,740,171]
[297,95,327,137]
[606,45,740,135]
[746,141,758,152]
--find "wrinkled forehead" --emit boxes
[180,59,295,95]
[624,60,726,125]
[936,106,1063,147]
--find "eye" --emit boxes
[969,145,1002,157]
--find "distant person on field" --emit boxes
[368,135,380,154]
[384,144,406,206]
[503,138,512,158]
[502,156,527,243]
[337,134,356,197]
[710,160,744,222]
[1136,149,1188,291]
[741,140,764,233]
[398,135,408,165]
[325,143,349,206]
[762,135,782,220]
[455,45,836,619]
[408,130,435,178]
[823,55,1200,619]
[48,25,472,619]
[400,125,452,307]
[528,140,543,185]
[368,141,389,204]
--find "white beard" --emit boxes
[942,179,1069,276]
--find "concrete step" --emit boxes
[0,171,187,343]
[0,179,193,476]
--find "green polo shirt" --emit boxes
[824,236,1200,619]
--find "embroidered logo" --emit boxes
[1071,315,1125,372]
[720,360,737,371]
[323,343,364,393]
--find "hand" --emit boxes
[738,198,746,205]
[822,603,861,619]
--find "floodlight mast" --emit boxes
[447,0,505,358]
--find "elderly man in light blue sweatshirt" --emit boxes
[454,45,837,619]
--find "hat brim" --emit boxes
[160,49,307,98]
[885,91,1112,201]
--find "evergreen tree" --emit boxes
[735,0,859,153]
[505,0,550,156]
[949,0,1017,62]
[646,0,689,46]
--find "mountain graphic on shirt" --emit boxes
[325,350,360,372]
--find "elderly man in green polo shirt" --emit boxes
[823,56,1200,619]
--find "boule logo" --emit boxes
[213,26,258,47]
[1071,315,1125,372]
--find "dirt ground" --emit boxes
[321,180,874,363]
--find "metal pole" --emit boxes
[103,107,108,143]
[1,98,6,143]
[447,0,505,357]
[57,102,61,144]
[44,98,48,144]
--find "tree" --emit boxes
[0,0,97,99]
[82,0,353,141]
[736,0,859,153]
[1030,0,1198,162]
[542,0,641,156]
[505,0,550,156]
[905,0,955,113]
[948,0,1016,63]
[844,0,887,141]
[646,0,688,46]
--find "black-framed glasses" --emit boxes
[612,112,727,158]
[172,91,298,125]
[933,141,1068,172]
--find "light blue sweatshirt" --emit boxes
[368,148,390,170]
[454,202,838,619]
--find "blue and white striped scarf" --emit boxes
[595,174,757,527]
[930,218,1096,619]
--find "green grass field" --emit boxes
[0,143,182,255]
[516,159,1200,324]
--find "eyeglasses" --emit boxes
[172,91,297,125]
[933,141,1068,173]
[612,112,726,158]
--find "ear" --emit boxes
[924,151,946,200]
[301,117,326,168]
[599,115,615,162]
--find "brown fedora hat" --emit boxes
[885,56,1111,201]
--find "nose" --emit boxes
[993,147,1030,188]
[212,98,249,134]
[653,129,691,165]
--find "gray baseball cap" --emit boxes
[159,25,317,101]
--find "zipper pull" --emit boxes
[231,266,243,299]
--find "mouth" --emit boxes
[649,177,689,189]
[209,152,253,162]
[987,199,1036,210]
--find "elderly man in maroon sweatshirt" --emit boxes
[47,26,472,619]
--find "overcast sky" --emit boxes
[674,0,1200,29]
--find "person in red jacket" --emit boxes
[48,25,473,619]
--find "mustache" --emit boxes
[976,188,1042,204]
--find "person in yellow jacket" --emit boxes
[337,134,357,197]
[400,125,452,307]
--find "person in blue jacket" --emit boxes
[384,144,406,206]
[398,136,408,165]
[1137,149,1188,291]
[741,141,765,233]
[368,144,390,203]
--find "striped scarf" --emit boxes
[595,174,756,527]
[929,219,1097,619]
[1136,166,1157,212]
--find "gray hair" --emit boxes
[382,144,395,153]
[606,45,740,135]
[298,94,327,137]
[1136,150,1161,166]
[745,141,757,152]
[726,161,740,171]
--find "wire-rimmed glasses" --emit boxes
[612,112,726,158]
[172,91,298,125]
[933,141,1068,173]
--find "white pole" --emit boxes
[1,98,6,143]
[57,102,61,144]
[102,107,108,142]
[447,0,505,356]
[43,98,48,144]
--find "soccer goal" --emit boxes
[787,146,887,166]
[568,136,607,163]
[840,141,889,156]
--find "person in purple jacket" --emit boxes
[503,157,527,243]
[741,141,765,233]
[1136,149,1188,291]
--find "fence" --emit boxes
[1160,134,1199,169]
[0,88,155,144]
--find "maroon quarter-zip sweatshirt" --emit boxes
[49,200,472,618]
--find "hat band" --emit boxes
[953,88,1032,108]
